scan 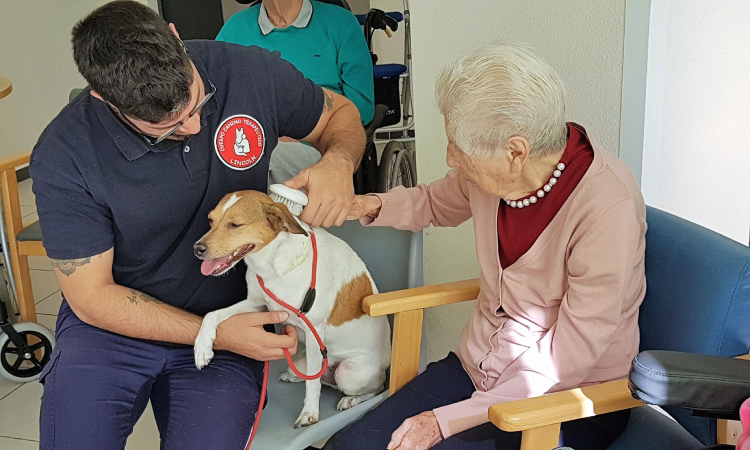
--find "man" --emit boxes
[216,0,375,186]
[30,1,365,449]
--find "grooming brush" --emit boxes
[268,184,308,217]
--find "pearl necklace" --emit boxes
[504,163,566,209]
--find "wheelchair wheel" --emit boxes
[0,322,55,382]
[377,141,417,192]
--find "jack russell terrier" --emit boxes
[193,190,391,428]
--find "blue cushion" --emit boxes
[373,64,407,79]
[639,207,750,444]
[608,406,704,450]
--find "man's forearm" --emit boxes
[74,283,203,345]
[316,93,365,173]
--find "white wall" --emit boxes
[0,0,156,158]
[409,0,627,362]
[642,0,750,245]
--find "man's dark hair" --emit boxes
[72,0,193,123]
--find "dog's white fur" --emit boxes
[194,204,391,428]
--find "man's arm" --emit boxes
[52,248,297,360]
[289,88,366,227]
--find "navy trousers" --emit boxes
[324,353,630,450]
[39,304,264,450]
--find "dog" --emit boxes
[193,190,391,428]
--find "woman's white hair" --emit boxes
[436,41,568,159]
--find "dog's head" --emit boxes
[194,190,308,276]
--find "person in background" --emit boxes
[218,0,375,185]
[330,41,647,450]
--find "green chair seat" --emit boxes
[17,221,42,242]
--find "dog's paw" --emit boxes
[278,371,303,383]
[294,411,319,428]
[194,346,214,370]
[336,396,362,411]
[193,327,216,370]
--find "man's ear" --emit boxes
[263,203,308,236]
[169,23,181,40]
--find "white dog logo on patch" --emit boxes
[234,128,250,157]
[214,115,266,171]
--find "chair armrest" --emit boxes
[0,150,31,173]
[363,278,480,316]
[364,104,389,140]
[629,351,750,419]
[489,379,644,432]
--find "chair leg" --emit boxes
[389,309,424,393]
[12,254,36,323]
[520,424,561,450]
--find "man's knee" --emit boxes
[268,141,321,184]
[39,326,160,449]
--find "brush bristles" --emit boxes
[269,193,304,216]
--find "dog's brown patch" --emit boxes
[327,273,373,327]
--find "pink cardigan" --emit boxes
[365,127,647,438]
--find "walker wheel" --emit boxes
[0,322,55,382]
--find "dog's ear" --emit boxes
[263,202,308,236]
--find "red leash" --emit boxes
[245,232,328,450]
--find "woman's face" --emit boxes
[446,139,522,198]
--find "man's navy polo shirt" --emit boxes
[29,40,324,321]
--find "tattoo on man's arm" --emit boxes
[324,91,334,113]
[127,289,162,305]
[139,292,161,304]
[50,258,92,276]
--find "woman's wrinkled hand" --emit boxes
[346,195,382,221]
[387,411,443,450]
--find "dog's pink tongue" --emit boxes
[200,256,230,276]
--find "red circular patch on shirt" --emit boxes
[214,115,266,171]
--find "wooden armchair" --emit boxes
[364,278,480,393]
[0,150,45,323]
[364,207,750,450]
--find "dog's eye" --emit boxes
[228,222,243,228]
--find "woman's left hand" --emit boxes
[387,411,443,450]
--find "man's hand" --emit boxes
[388,412,443,450]
[214,311,298,361]
[286,157,355,227]
[294,89,364,227]
[346,195,382,221]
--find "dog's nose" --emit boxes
[194,243,207,257]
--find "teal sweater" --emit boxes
[217,1,374,124]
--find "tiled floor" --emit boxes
[0,180,161,449]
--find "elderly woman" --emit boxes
[326,42,647,450]
[217,0,374,185]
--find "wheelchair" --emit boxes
[239,0,417,195]
[0,198,55,383]
[0,80,55,383]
